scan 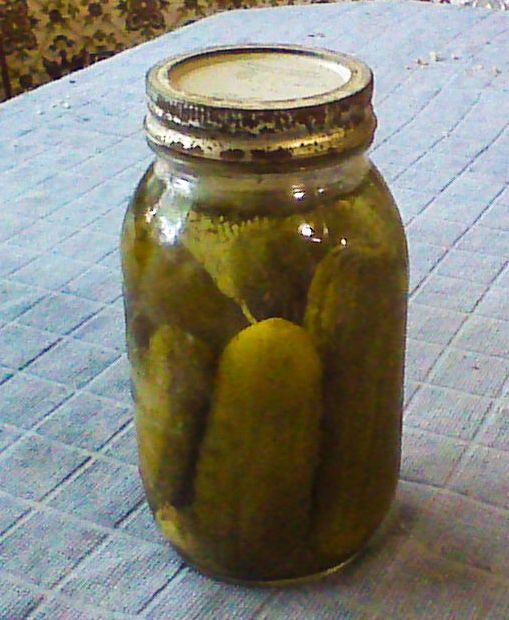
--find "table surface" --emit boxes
[0,1,508,618]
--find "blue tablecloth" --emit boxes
[0,1,508,617]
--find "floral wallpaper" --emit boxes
[0,0,336,100]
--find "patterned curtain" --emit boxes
[0,34,12,100]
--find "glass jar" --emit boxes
[121,45,408,584]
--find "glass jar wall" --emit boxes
[121,45,408,584]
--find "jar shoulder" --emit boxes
[123,159,407,262]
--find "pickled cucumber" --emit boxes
[121,164,165,294]
[183,211,330,323]
[140,243,248,352]
[305,246,407,561]
[193,318,323,578]
[181,211,245,302]
[229,227,323,323]
[135,324,215,508]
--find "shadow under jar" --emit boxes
[121,45,409,584]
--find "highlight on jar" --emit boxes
[121,44,409,585]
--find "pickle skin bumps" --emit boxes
[305,246,406,561]
[193,318,323,578]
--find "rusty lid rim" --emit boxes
[145,44,376,162]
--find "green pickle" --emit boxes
[193,318,322,579]
[134,324,214,509]
[305,246,407,562]
[229,226,321,324]
[182,212,325,324]
[140,243,248,352]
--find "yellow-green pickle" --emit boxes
[121,45,408,583]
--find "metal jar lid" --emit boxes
[145,44,376,163]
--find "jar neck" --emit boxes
[151,149,372,215]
